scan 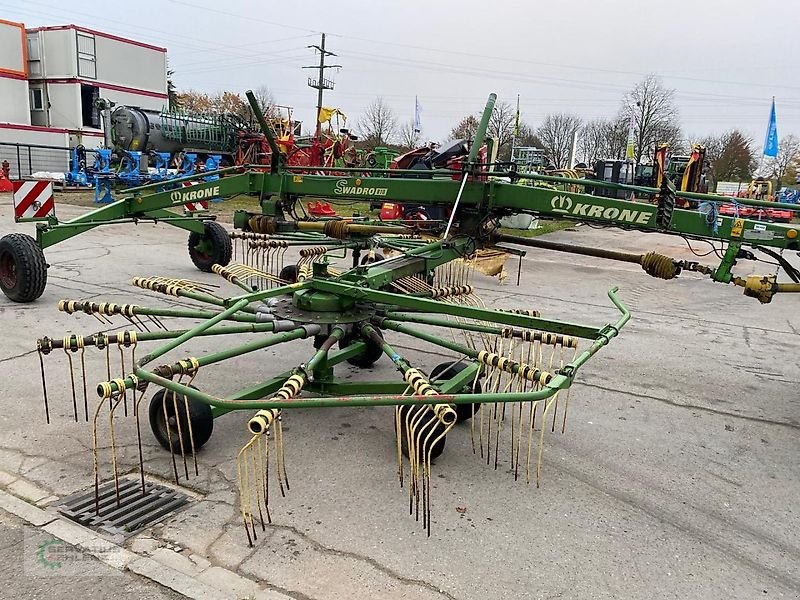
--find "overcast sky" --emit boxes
[7,0,800,147]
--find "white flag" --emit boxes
[414,96,422,133]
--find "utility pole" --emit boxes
[303,33,341,139]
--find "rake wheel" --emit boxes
[360,252,385,265]
[149,388,214,453]
[398,405,448,460]
[339,326,384,368]
[0,233,48,303]
[279,264,299,284]
[188,221,232,272]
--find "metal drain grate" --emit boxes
[58,478,189,537]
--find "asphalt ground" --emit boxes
[0,199,798,599]
[0,507,183,599]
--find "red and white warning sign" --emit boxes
[181,181,209,213]
[12,180,55,221]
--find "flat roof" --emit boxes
[26,24,167,53]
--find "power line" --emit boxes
[303,33,341,138]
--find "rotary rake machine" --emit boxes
[17,92,800,544]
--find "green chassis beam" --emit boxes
[28,164,800,252]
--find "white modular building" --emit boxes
[26,24,168,148]
[0,20,168,175]
[0,19,33,126]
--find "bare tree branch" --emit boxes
[536,113,583,168]
[356,97,397,146]
[766,134,800,184]
[449,115,480,141]
[398,120,422,150]
[487,101,517,161]
[620,75,682,162]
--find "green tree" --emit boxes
[166,69,178,110]
[700,130,755,183]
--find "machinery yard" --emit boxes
[1,3,799,599]
[0,197,798,599]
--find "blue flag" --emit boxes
[763,98,779,158]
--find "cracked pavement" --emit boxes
[1,200,799,599]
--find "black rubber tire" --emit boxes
[279,264,299,284]
[339,327,384,368]
[148,388,214,453]
[430,361,482,423]
[0,233,48,303]
[187,221,232,272]
[360,252,385,265]
[397,405,447,460]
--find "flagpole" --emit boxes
[760,96,779,177]
[511,94,520,165]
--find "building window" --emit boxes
[26,34,42,77]
[30,88,44,111]
[80,84,100,128]
[77,33,97,79]
[26,35,41,60]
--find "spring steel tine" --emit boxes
[133,314,151,333]
[89,311,109,326]
[494,401,504,471]
[425,423,453,538]
[264,427,271,518]
[258,432,271,524]
[419,416,439,530]
[91,395,106,515]
[171,387,189,481]
[80,347,89,422]
[410,407,432,521]
[250,443,266,532]
[272,427,285,498]
[416,413,439,525]
[236,448,253,547]
[403,405,416,515]
[122,314,142,332]
[64,348,78,422]
[118,345,128,417]
[162,390,180,485]
[244,442,257,542]
[134,388,148,496]
[108,395,125,508]
[277,415,289,491]
[406,406,423,517]
[148,315,168,331]
[395,406,404,488]
[526,401,540,485]
[105,344,112,411]
[38,349,50,425]
[184,371,200,477]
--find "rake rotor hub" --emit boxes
[269,293,375,324]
